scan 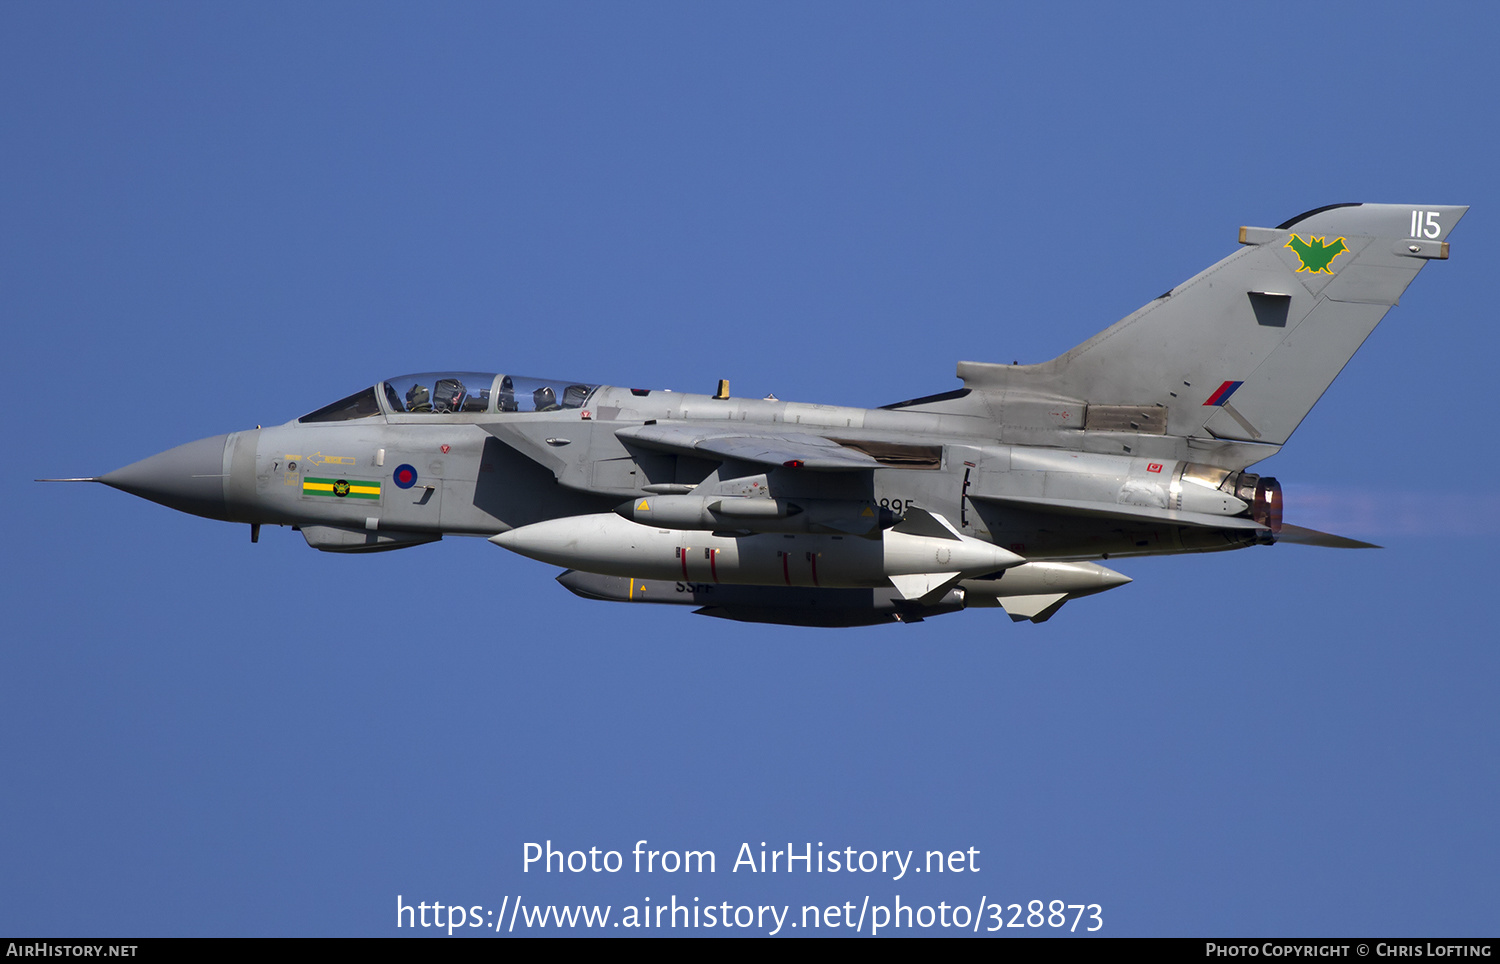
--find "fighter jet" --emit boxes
[52,203,1465,626]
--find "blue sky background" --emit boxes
[3,3,1497,937]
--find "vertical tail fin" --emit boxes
[959,203,1467,449]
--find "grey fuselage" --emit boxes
[91,202,1467,625]
[115,380,1262,561]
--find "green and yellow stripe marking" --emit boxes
[302,477,381,500]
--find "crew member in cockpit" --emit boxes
[433,378,467,413]
[405,383,432,413]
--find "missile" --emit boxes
[960,560,1132,622]
[491,508,1022,595]
[960,560,1132,600]
[554,558,1132,626]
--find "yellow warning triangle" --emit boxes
[638,500,650,511]
[861,506,873,516]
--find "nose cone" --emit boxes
[101,434,232,521]
[1045,561,1132,597]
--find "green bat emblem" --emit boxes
[1285,234,1349,274]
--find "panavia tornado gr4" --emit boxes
[59,203,1465,626]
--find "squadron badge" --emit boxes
[1285,234,1349,274]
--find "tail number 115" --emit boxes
[1411,210,1442,239]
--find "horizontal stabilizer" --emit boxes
[1275,523,1380,549]
[969,492,1266,531]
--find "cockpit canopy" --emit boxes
[299,372,599,423]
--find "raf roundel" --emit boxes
[393,464,419,489]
